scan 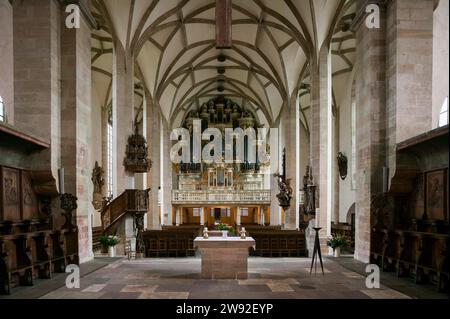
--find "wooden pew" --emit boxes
[143,227,202,258]
[248,230,306,257]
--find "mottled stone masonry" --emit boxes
[354,0,388,262]
[309,45,332,246]
[161,118,173,225]
[283,99,299,230]
[146,94,161,230]
[112,46,135,195]
[0,1,14,124]
[13,0,61,177]
[60,5,94,262]
[387,0,434,185]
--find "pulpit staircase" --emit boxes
[99,189,150,255]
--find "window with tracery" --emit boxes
[439,97,449,127]
[107,110,113,197]
[0,96,5,122]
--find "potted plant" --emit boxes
[327,234,348,257]
[99,234,120,257]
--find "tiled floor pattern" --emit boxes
[38,257,415,299]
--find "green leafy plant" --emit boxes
[216,223,229,231]
[327,234,348,250]
[99,234,120,247]
[216,223,237,236]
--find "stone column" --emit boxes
[282,94,300,230]
[386,0,434,184]
[175,207,180,226]
[161,118,173,225]
[112,44,135,196]
[236,207,241,226]
[333,111,340,225]
[13,0,61,178]
[269,127,281,226]
[60,1,94,263]
[310,45,333,247]
[200,207,205,226]
[352,0,388,262]
[146,93,161,230]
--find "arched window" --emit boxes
[0,96,5,122]
[107,108,113,197]
[439,97,449,127]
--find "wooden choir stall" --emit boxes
[0,123,79,295]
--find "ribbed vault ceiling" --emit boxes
[91,0,356,130]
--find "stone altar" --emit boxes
[194,236,255,279]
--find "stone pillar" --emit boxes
[175,207,180,226]
[270,127,281,226]
[282,94,300,230]
[386,0,434,184]
[352,0,388,262]
[146,93,161,230]
[236,207,241,226]
[310,45,333,247]
[161,118,173,225]
[112,44,135,196]
[260,207,265,225]
[60,1,94,263]
[13,0,61,177]
[333,111,340,225]
[200,207,205,226]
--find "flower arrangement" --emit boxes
[216,223,237,236]
[327,234,348,250]
[99,234,120,247]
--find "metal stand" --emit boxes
[310,227,324,276]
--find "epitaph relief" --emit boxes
[337,152,348,180]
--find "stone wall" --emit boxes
[387,0,434,185]
[335,69,357,223]
[13,0,61,178]
[0,1,14,124]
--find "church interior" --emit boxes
[0,0,449,301]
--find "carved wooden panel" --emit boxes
[1,167,20,221]
[21,171,38,220]
[409,173,425,220]
[425,169,446,220]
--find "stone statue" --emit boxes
[91,161,105,211]
[303,165,316,216]
[91,161,104,194]
[274,173,293,208]
[273,149,292,208]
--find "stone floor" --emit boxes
[2,256,447,300]
[4,256,436,299]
